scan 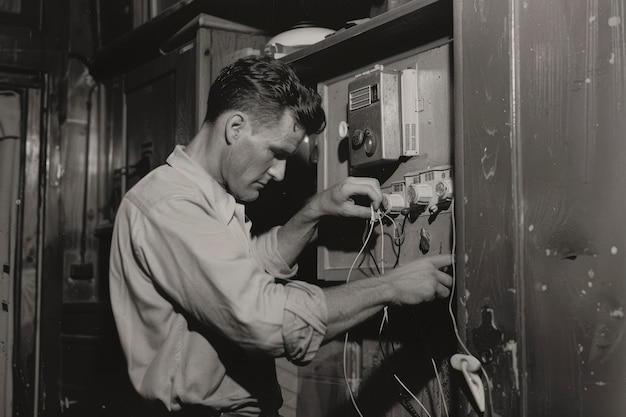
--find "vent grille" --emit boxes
[349,85,371,111]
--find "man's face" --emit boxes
[224,111,306,202]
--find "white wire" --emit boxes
[448,199,471,355]
[376,211,442,417]
[378,214,385,275]
[344,201,493,417]
[343,213,377,417]
[343,332,365,417]
[431,357,450,417]
[393,374,433,417]
[448,199,494,414]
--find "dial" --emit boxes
[363,129,377,156]
[351,129,364,148]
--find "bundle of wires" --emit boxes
[342,200,493,417]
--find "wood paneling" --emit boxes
[456,0,626,416]
[455,0,520,415]
[518,1,626,415]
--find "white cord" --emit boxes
[393,374,433,417]
[448,199,494,414]
[431,357,450,417]
[343,332,365,417]
[376,210,442,417]
[447,199,471,356]
[343,213,377,417]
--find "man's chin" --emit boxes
[237,190,260,203]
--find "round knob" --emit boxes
[351,129,364,148]
[363,129,377,156]
[407,183,433,206]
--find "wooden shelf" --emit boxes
[282,0,452,82]
[89,0,452,82]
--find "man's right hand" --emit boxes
[383,254,453,305]
[323,254,453,341]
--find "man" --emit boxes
[109,55,452,416]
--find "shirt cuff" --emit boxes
[282,281,327,365]
[252,226,298,279]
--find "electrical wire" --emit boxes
[341,191,494,417]
[447,199,495,415]
[344,199,498,417]
[342,210,377,417]
[376,211,437,417]
[379,209,450,417]
[394,374,433,417]
[447,198,471,355]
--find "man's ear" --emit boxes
[225,113,245,144]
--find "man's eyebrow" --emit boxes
[271,144,298,158]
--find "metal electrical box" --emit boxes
[348,67,401,168]
[347,66,420,168]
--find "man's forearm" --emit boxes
[276,202,322,267]
[322,277,396,341]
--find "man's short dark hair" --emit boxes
[205,55,326,136]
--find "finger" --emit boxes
[343,178,382,208]
[435,270,453,288]
[426,254,454,269]
[436,283,451,298]
[343,203,373,219]
[346,176,381,188]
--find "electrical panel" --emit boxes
[309,42,455,417]
[318,43,453,281]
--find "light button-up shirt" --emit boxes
[109,145,327,414]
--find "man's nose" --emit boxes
[268,159,286,182]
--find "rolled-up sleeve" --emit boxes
[251,226,327,364]
[282,281,327,365]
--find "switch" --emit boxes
[352,129,364,148]
[363,129,377,156]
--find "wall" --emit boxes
[456,0,626,415]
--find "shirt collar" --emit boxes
[166,145,241,224]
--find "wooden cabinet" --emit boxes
[104,15,269,191]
